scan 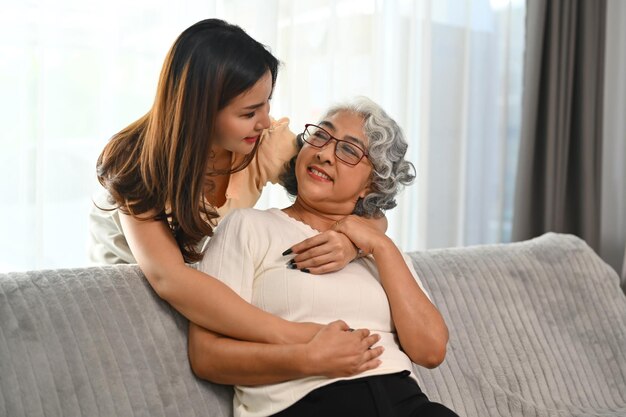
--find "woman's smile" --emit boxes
[243,135,260,144]
[307,166,333,182]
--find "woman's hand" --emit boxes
[287,231,358,274]
[333,215,391,256]
[287,214,388,274]
[303,320,383,377]
[189,319,383,386]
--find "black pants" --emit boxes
[271,371,459,417]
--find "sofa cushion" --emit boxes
[0,265,232,417]
[410,233,626,416]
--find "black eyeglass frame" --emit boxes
[301,124,370,166]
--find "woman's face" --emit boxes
[295,110,373,215]
[213,70,273,156]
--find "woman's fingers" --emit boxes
[292,246,333,264]
[289,234,330,255]
[356,341,384,373]
[287,230,358,274]
[358,359,383,373]
[352,328,372,340]
[327,319,351,332]
[302,263,342,275]
[289,253,335,270]
[358,346,385,372]
[362,332,382,349]
[305,323,383,377]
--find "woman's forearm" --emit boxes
[120,212,318,344]
[372,239,449,368]
[188,321,384,386]
[332,216,448,367]
[160,264,320,344]
[189,323,310,385]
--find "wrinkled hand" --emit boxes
[303,320,383,378]
[333,215,390,256]
[288,229,359,274]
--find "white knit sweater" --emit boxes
[198,208,430,417]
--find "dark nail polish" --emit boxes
[282,248,293,256]
[287,263,297,269]
[301,268,310,273]
[287,259,295,265]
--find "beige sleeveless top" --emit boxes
[88,118,297,264]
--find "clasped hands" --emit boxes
[284,214,391,274]
[302,320,384,378]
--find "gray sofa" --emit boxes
[1,233,625,417]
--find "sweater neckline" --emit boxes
[270,208,321,234]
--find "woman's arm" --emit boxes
[188,321,383,386]
[335,216,449,368]
[120,212,315,344]
[286,214,388,274]
[370,239,448,368]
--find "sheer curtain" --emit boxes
[0,0,525,272]
[601,0,626,284]
[226,0,526,251]
[0,0,223,271]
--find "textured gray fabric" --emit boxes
[622,244,626,292]
[411,233,626,416]
[0,265,232,417]
[513,0,607,250]
[1,233,625,417]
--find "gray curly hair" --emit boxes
[280,96,416,217]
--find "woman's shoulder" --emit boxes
[219,207,285,227]
[260,117,296,150]
[211,208,288,245]
[232,207,287,219]
[257,117,297,157]
[268,116,290,132]
[260,116,292,140]
[232,116,297,190]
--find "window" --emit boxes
[0,0,525,271]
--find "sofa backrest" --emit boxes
[410,233,626,417]
[1,233,625,417]
[0,265,233,417]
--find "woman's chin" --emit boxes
[230,145,256,157]
[222,139,257,156]
[297,182,330,200]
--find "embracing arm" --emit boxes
[188,321,383,386]
[336,217,448,368]
[183,209,384,385]
[119,212,315,344]
[286,213,388,274]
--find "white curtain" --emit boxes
[0,0,525,272]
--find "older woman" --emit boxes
[188,97,458,417]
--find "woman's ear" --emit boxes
[358,179,372,199]
[357,166,374,198]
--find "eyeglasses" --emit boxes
[302,124,369,166]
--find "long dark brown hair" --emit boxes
[96,19,279,262]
